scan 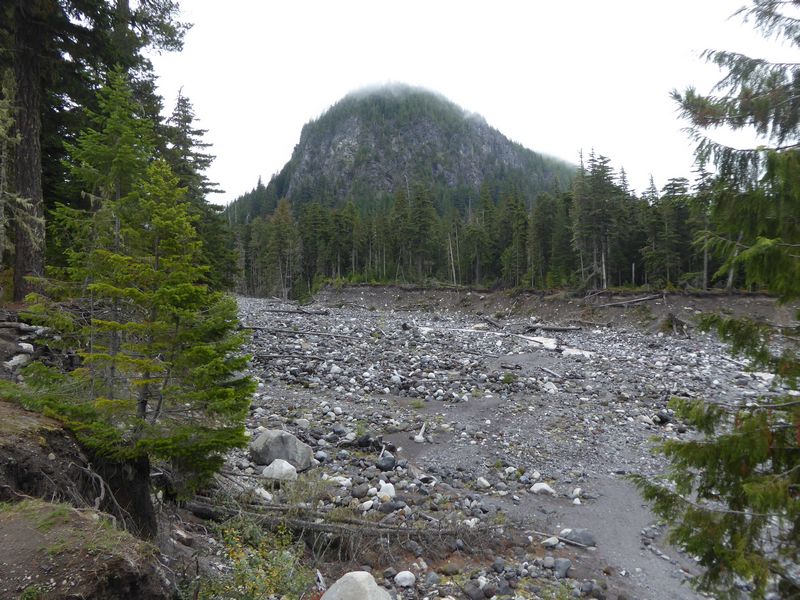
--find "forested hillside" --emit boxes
[227,86,575,221]
[229,142,730,299]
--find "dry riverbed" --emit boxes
[224,287,793,600]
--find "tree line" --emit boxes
[231,153,744,299]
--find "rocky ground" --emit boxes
[216,287,796,600]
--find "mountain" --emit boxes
[228,85,575,222]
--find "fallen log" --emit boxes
[482,316,502,329]
[527,324,581,332]
[569,319,611,328]
[254,353,324,361]
[258,308,330,316]
[530,529,591,549]
[0,321,37,332]
[540,366,563,380]
[596,294,661,308]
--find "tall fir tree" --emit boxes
[14,71,254,507]
[634,2,800,597]
[164,91,235,290]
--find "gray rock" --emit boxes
[560,528,597,547]
[542,556,555,569]
[464,583,485,600]
[541,536,559,548]
[321,571,391,600]
[4,354,31,369]
[531,482,557,496]
[351,483,369,499]
[553,557,572,579]
[250,429,313,470]
[376,453,396,472]
[262,459,297,481]
[424,571,441,586]
[394,570,416,587]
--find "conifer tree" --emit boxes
[16,71,254,497]
[500,192,528,287]
[634,2,800,596]
[164,91,235,290]
[263,199,302,299]
[409,184,438,280]
[0,69,43,289]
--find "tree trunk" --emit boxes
[702,212,710,290]
[12,2,46,301]
[726,230,743,291]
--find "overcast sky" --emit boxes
[149,1,779,205]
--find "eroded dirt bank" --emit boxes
[231,287,794,599]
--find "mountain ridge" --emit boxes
[228,84,575,221]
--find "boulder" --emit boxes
[554,557,572,578]
[321,571,391,600]
[249,429,313,470]
[376,453,396,472]
[262,459,298,481]
[560,527,597,547]
[531,482,557,496]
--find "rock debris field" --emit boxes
[224,288,793,600]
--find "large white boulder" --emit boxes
[321,571,390,600]
[262,459,297,481]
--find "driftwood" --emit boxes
[530,529,591,549]
[527,324,581,332]
[540,366,563,379]
[481,316,502,329]
[569,319,611,328]
[243,326,359,341]
[187,498,502,537]
[596,294,661,308]
[185,498,502,564]
[258,308,330,316]
[255,353,324,361]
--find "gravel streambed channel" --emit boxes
[219,289,791,600]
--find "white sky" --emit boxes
[149,1,781,205]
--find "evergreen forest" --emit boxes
[229,151,727,300]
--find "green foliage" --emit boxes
[16,72,254,493]
[501,372,517,385]
[164,91,236,290]
[18,585,46,600]
[633,3,800,596]
[196,518,313,600]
